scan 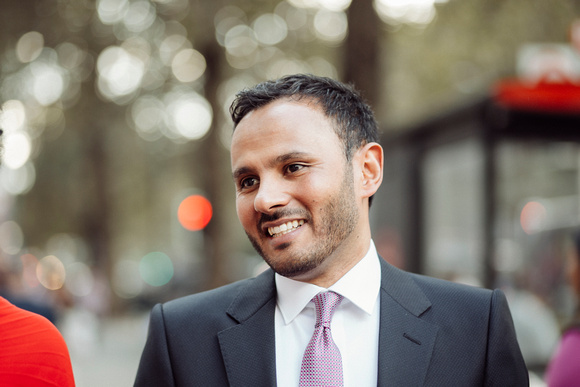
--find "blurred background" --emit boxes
[0,0,579,385]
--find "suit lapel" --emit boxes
[216,258,439,386]
[377,259,438,386]
[217,269,277,387]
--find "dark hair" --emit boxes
[229,74,379,161]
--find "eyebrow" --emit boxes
[232,151,312,180]
[232,166,252,180]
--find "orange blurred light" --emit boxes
[178,195,212,231]
[36,255,66,290]
[520,201,547,235]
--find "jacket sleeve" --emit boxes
[484,289,529,386]
[134,304,176,387]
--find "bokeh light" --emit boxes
[2,132,32,170]
[318,0,352,11]
[123,0,156,33]
[374,0,445,26]
[165,91,213,140]
[0,102,38,192]
[178,194,213,231]
[112,259,143,299]
[130,95,165,141]
[287,0,320,9]
[16,31,44,63]
[253,13,288,45]
[139,252,174,287]
[97,0,129,25]
[0,220,24,255]
[0,162,36,196]
[30,61,66,106]
[313,10,348,43]
[159,33,192,65]
[36,255,66,290]
[154,0,190,17]
[97,46,145,102]
[0,100,27,132]
[214,6,247,47]
[171,48,206,83]
[66,262,95,297]
[225,24,259,62]
[286,0,352,11]
[520,201,547,235]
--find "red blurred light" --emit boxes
[177,195,213,231]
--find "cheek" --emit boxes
[302,175,343,203]
[236,197,254,226]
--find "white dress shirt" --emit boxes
[274,240,381,387]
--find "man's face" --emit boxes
[231,99,364,284]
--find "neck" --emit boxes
[293,232,371,288]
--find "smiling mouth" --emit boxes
[267,220,305,238]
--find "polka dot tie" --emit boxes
[299,291,344,387]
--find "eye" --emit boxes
[240,177,259,189]
[286,164,304,174]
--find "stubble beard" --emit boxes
[246,166,359,279]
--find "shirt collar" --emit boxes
[275,240,381,325]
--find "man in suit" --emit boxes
[135,74,528,386]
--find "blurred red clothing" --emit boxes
[0,296,75,386]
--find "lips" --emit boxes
[267,219,305,237]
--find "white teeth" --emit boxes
[268,220,304,237]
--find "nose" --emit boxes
[253,177,290,213]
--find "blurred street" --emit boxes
[62,310,149,387]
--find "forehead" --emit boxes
[230,99,343,169]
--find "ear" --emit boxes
[355,142,383,200]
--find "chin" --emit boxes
[265,254,324,280]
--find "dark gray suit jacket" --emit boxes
[134,258,529,386]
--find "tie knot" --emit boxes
[312,291,342,327]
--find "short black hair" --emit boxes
[229,74,379,161]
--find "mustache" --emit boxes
[258,209,310,226]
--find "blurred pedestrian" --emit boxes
[545,231,580,386]
[135,74,528,386]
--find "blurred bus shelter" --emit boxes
[372,34,580,375]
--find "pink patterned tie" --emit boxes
[299,291,344,387]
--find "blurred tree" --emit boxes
[187,0,232,290]
[344,0,382,108]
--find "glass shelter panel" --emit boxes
[422,139,485,286]
[494,140,580,369]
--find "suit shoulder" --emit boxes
[162,277,255,315]
[402,272,510,339]
[407,271,496,307]
[156,269,275,324]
